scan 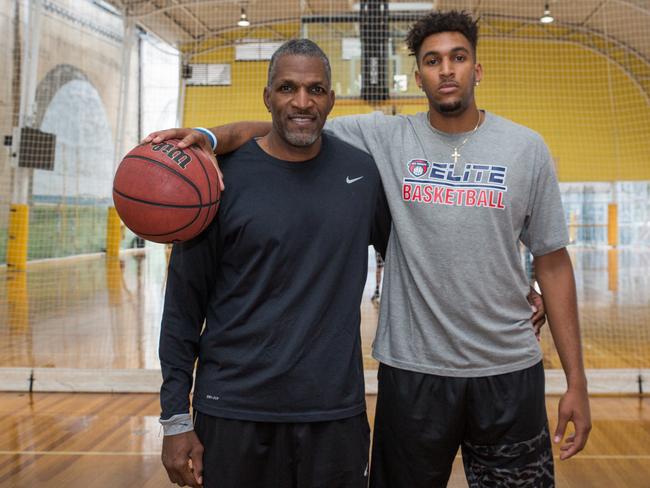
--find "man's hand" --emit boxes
[143,128,224,191]
[535,248,591,460]
[162,430,204,487]
[554,386,592,460]
[527,286,546,338]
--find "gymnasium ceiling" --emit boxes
[105,0,650,67]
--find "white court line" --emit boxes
[0,450,160,456]
[1,451,650,460]
[555,455,650,460]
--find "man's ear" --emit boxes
[415,69,422,90]
[474,63,483,85]
[263,86,271,112]
[326,90,336,117]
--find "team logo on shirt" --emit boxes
[407,159,430,178]
[402,159,508,210]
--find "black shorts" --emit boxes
[370,361,554,488]
[194,411,370,488]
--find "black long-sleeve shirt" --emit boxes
[159,133,390,422]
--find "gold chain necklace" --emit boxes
[443,110,482,164]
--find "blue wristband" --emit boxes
[194,127,217,151]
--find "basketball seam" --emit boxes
[114,195,214,237]
[192,146,217,231]
[113,188,219,208]
[119,154,204,206]
[113,190,215,238]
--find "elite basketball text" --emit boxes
[403,160,507,209]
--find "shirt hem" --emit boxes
[371,350,543,378]
[530,239,570,257]
[192,401,366,423]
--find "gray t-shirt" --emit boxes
[325,111,569,377]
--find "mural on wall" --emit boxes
[32,64,114,205]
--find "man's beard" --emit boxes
[438,100,463,113]
[283,129,320,147]
[275,118,321,147]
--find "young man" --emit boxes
[328,12,591,486]
[146,13,571,487]
[157,39,390,488]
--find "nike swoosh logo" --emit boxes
[346,176,364,184]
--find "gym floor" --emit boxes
[0,246,649,486]
[0,392,649,487]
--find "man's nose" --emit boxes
[440,58,453,76]
[292,87,313,109]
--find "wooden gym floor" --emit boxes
[0,393,649,487]
[0,246,649,485]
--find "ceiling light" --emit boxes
[540,3,554,24]
[237,7,250,27]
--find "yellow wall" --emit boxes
[184,46,271,125]
[183,37,650,182]
[477,39,650,181]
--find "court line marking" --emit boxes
[0,450,160,456]
[554,455,650,460]
[1,451,650,460]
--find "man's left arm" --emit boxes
[534,248,591,460]
[527,287,546,337]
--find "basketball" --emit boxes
[112,139,220,243]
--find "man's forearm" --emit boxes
[534,248,587,389]
[209,121,271,155]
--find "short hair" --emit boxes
[406,10,479,62]
[267,39,332,87]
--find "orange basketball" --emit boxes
[113,139,220,243]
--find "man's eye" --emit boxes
[426,58,438,65]
[279,85,292,92]
[455,55,466,62]
[311,86,325,94]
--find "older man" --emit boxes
[157,39,389,488]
